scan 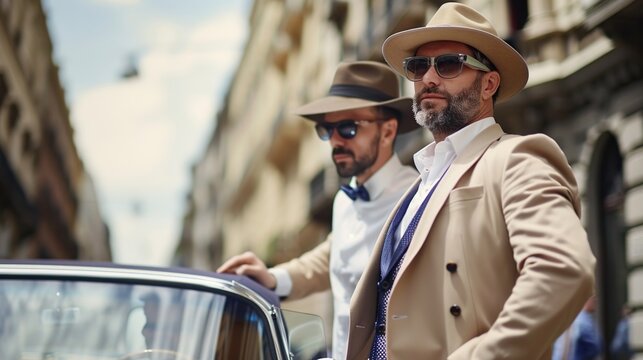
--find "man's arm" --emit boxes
[217,251,277,289]
[273,238,332,300]
[217,236,332,300]
[450,135,596,359]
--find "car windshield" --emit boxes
[0,278,277,360]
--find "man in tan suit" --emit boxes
[218,61,419,359]
[346,3,596,359]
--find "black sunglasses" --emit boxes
[314,119,384,141]
[402,53,491,82]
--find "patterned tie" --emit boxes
[370,172,446,359]
[340,184,370,201]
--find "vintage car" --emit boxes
[0,260,329,360]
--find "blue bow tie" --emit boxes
[340,184,370,201]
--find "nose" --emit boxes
[328,129,346,147]
[420,64,441,87]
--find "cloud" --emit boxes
[139,19,182,51]
[188,12,248,50]
[109,205,177,265]
[89,0,142,6]
[72,9,248,265]
[141,9,248,53]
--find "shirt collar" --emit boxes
[413,117,496,172]
[350,154,404,200]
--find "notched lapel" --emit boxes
[349,176,420,328]
[364,176,421,277]
[397,124,505,275]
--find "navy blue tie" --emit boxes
[370,171,446,359]
[340,184,370,201]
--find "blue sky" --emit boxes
[43,0,251,265]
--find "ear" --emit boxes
[381,118,398,145]
[481,71,500,101]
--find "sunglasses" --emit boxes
[402,53,491,82]
[314,119,384,141]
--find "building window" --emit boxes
[12,29,21,50]
[0,0,10,14]
[587,131,626,355]
[507,0,529,49]
[508,0,529,31]
[7,102,19,133]
[21,130,32,155]
[0,73,8,109]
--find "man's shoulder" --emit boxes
[395,164,419,184]
[379,155,418,185]
[481,132,572,174]
[495,132,556,145]
[488,132,562,155]
[370,162,417,201]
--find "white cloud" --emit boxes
[141,20,182,51]
[141,10,247,53]
[74,75,190,264]
[110,208,176,266]
[89,0,141,6]
[188,12,248,50]
[72,8,248,265]
[75,80,172,187]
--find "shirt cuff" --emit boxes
[268,268,292,297]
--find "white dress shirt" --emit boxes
[395,117,496,246]
[272,154,417,360]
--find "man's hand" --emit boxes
[216,251,277,290]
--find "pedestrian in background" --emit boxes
[552,296,602,360]
[611,304,633,360]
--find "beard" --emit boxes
[413,75,482,138]
[332,133,380,178]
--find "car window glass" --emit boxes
[0,279,277,360]
[282,309,328,360]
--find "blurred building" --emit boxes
[178,0,642,356]
[499,0,643,355]
[0,0,110,260]
[175,148,224,269]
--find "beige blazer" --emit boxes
[275,238,332,299]
[346,124,596,359]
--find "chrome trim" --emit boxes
[271,304,294,359]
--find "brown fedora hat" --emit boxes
[382,2,528,103]
[294,61,418,134]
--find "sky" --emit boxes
[42,0,251,265]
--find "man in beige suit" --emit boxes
[218,61,419,359]
[346,3,596,359]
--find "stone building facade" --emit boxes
[0,0,110,261]
[179,0,643,356]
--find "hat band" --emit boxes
[328,84,394,102]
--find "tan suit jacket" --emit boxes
[346,124,596,359]
[275,238,332,299]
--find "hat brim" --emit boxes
[382,25,528,103]
[294,96,418,134]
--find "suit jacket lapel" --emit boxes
[356,175,421,292]
[398,124,505,275]
[348,175,421,355]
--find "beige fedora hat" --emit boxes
[294,61,418,134]
[382,2,528,103]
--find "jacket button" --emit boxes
[378,279,391,291]
[450,304,461,317]
[376,323,386,335]
[446,262,458,273]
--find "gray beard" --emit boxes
[413,76,482,138]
